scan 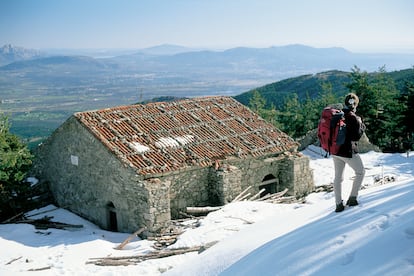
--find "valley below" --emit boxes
[1,44,413,148]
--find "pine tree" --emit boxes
[278,93,303,137]
[249,90,266,113]
[371,66,404,150]
[399,78,414,151]
[0,115,33,219]
[346,66,403,150]
[318,82,341,108]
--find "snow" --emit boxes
[130,142,150,153]
[1,147,413,275]
[155,135,195,148]
[174,135,194,146]
[155,137,180,148]
[26,177,39,187]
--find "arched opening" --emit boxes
[259,174,279,197]
[107,202,118,232]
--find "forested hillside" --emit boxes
[238,66,414,152]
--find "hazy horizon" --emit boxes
[3,43,414,56]
[1,0,413,54]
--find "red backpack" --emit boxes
[317,106,346,156]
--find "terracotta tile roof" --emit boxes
[74,96,298,176]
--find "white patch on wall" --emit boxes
[71,155,79,166]
[155,135,194,149]
[130,142,150,153]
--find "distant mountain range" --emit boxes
[0,44,43,65]
[1,43,414,74]
[1,43,413,148]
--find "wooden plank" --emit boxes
[186,206,222,214]
[232,186,252,202]
[115,227,146,250]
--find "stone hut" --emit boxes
[33,96,313,234]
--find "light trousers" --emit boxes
[332,154,365,204]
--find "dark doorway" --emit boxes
[107,202,118,232]
[259,174,278,197]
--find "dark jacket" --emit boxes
[336,107,366,158]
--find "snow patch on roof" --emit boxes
[155,135,194,149]
[175,135,194,145]
[130,142,150,153]
[155,137,180,148]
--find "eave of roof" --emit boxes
[74,96,297,176]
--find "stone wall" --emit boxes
[161,167,211,218]
[211,152,314,203]
[142,178,171,233]
[212,157,282,203]
[32,116,155,233]
[32,116,314,235]
[152,150,315,221]
[279,153,314,197]
[211,164,242,205]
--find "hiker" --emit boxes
[332,93,366,212]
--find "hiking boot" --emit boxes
[346,196,358,206]
[335,201,345,212]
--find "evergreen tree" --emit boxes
[0,115,33,219]
[242,67,412,152]
[278,93,303,137]
[371,66,404,150]
[248,90,281,129]
[249,90,266,114]
[399,78,414,151]
[346,66,379,146]
[346,66,377,120]
[302,94,319,134]
[346,66,403,150]
[318,82,341,108]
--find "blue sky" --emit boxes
[1,0,413,53]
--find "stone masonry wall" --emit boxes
[212,153,314,203]
[32,116,155,233]
[212,155,284,203]
[211,164,242,205]
[142,178,171,233]
[279,153,314,197]
[164,167,211,218]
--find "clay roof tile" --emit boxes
[74,96,297,175]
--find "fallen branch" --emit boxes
[115,227,146,250]
[178,211,198,219]
[249,188,266,201]
[27,266,51,271]
[270,196,295,203]
[237,192,252,201]
[186,206,222,215]
[256,188,288,202]
[232,186,252,202]
[5,256,22,265]
[314,184,333,193]
[87,242,218,266]
[1,212,24,224]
